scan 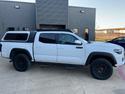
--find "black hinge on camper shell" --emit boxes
[0,44,2,52]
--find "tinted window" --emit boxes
[4,33,28,41]
[123,38,125,41]
[59,34,78,45]
[39,33,56,44]
[113,38,123,42]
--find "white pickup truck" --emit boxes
[0,29,124,80]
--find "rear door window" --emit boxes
[4,33,28,41]
[39,33,56,44]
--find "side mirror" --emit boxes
[75,40,82,45]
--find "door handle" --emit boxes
[58,47,61,49]
[76,47,83,49]
[39,46,42,48]
[36,46,42,48]
[60,47,63,49]
[58,47,63,49]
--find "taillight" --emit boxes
[0,44,2,52]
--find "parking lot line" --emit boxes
[118,64,125,81]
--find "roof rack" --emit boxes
[36,29,73,33]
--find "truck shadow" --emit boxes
[29,63,92,78]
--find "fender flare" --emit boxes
[85,52,117,66]
[10,48,32,61]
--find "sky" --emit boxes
[2,0,125,29]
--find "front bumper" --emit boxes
[115,55,125,66]
[119,60,125,67]
[118,60,125,66]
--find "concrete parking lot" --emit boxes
[0,56,125,94]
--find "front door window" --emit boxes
[59,34,78,45]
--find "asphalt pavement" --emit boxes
[0,57,125,94]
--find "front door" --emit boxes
[34,33,57,63]
[57,34,84,65]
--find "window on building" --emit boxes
[7,27,15,31]
[85,29,89,33]
[4,33,28,41]
[59,34,78,45]
[83,29,89,40]
[39,33,56,44]
[74,29,78,34]
[23,28,29,31]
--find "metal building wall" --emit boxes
[68,6,96,41]
[0,1,36,39]
[0,1,96,41]
[36,0,68,29]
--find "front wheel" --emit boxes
[90,58,113,80]
[13,54,31,72]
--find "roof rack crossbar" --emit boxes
[36,29,73,33]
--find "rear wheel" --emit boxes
[13,54,31,72]
[90,58,113,80]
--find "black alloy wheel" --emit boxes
[13,54,31,71]
[95,64,108,76]
[90,58,113,80]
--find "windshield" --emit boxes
[74,34,88,43]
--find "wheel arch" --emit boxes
[85,52,117,66]
[10,48,32,61]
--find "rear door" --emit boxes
[34,32,57,63]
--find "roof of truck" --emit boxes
[36,29,74,33]
[6,29,75,34]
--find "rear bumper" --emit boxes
[0,52,1,57]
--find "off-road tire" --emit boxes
[13,54,31,72]
[90,58,113,80]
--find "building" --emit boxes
[95,28,125,33]
[0,0,96,40]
